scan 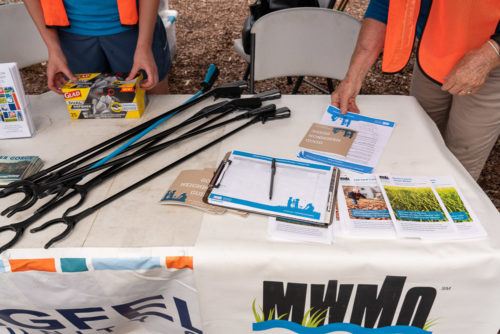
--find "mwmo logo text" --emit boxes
[252,276,439,333]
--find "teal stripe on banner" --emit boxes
[0,260,6,273]
[92,257,162,271]
[61,258,88,272]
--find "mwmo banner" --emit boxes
[252,276,437,334]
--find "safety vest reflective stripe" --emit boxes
[39,0,138,28]
[383,0,500,83]
[382,0,421,75]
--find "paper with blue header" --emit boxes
[205,151,339,226]
[377,174,457,239]
[298,106,394,173]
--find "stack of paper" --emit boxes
[0,62,35,139]
[336,173,486,240]
[206,151,339,227]
[298,106,394,173]
[0,155,43,184]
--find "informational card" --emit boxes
[0,62,35,139]
[0,155,43,184]
[337,174,396,238]
[431,176,487,238]
[299,123,357,157]
[160,168,226,214]
[298,106,394,173]
[377,174,457,239]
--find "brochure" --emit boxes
[377,174,457,239]
[160,168,226,214]
[431,176,487,238]
[0,155,43,184]
[298,106,394,173]
[0,62,35,139]
[337,173,396,238]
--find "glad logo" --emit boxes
[78,74,91,78]
[64,90,81,99]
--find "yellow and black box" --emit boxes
[62,73,147,119]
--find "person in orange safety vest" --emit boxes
[331,0,500,180]
[24,0,170,95]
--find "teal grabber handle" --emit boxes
[186,64,220,103]
[90,64,220,169]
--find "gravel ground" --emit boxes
[18,0,499,209]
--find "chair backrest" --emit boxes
[249,7,361,92]
[0,3,48,68]
[317,0,335,8]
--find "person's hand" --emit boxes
[330,78,363,114]
[126,47,158,90]
[47,49,76,94]
[442,42,500,96]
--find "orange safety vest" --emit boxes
[382,0,500,84]
[40,0,138,28]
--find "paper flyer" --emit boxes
[431,176,487,238]
[0,155,43,184]
[377,174,457,239]
[298,106,394,173]
[337,174,396,238]
[160,168,226,214]
[0,62,35,139]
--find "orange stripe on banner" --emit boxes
[9,259,57,272]
[165,256,193,270]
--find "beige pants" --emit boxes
[410,64,500,180]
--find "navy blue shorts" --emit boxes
[58,16,170,81]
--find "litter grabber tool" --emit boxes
[38,104,280,192]
[0,104,284,252]
[0,80,247,216]
[13,89,283,200]
[30,105,291,249]
[90,64,220,170]
[193,89,281,118]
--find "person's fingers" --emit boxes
[62,67,77,83]
[339,93,350,115]
[47,72,63,95]
[330,92,340,108]
[441,80,452,92]
[442,76,462,95]
[447,83,463,95]
[126,65,140,82]
[348,98,360,114]
[141,66,159,90]
[56,74,67,89]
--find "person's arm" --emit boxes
[441,39,500,96]
[125,0,160,90]
[24,0,77,94]
[330,18,386,114]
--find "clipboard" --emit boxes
[203,150,340,227]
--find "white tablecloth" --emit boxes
[1,92,499,334]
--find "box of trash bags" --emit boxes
[62,73,147,119]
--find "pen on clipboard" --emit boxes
[269,158,276,200]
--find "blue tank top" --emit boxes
[61,0,134,36]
